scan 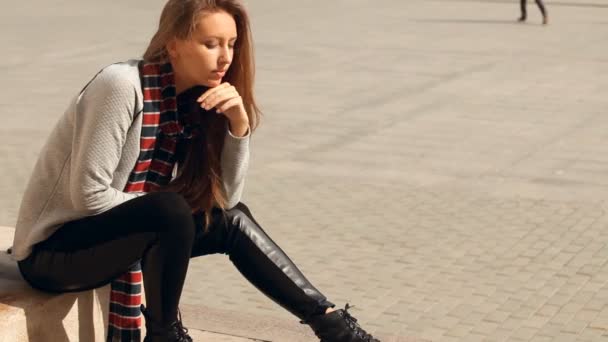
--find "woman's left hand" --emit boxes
[197,83,249,136]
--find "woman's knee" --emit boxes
[226,202,252,219]
[224,202,263,235]
[144,192,195,238]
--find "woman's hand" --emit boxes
[197,83,249,137]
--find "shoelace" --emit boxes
[341,303,377,342]
[173,309,192,342]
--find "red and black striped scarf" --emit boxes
[107,61,196,341]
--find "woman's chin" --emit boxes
[204,79,222,88]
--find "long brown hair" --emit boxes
[143,0,261,228]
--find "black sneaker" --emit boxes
[302,303,381,342]
[141,304,193,342]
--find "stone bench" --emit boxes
[0,226,110,341]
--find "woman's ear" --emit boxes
[166,38,179,60]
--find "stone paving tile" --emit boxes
[189,329,262,342]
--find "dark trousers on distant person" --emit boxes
[520,0,547,20]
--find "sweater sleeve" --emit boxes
[221,127,250,209]
[69,66,142,215]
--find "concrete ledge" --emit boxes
[0,226,109,342]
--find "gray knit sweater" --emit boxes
[11,60,250,261]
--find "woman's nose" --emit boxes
[219,47,231,65]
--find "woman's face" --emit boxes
[168,9,237,91]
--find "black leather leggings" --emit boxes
[18,192,334,325]
[520,0,547,18]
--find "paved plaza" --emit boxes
[2,0,608,340]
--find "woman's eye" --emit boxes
[204,43,217,48]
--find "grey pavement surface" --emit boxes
[2,0,608,341]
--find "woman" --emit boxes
[10,0,381,341]
[518,0,548,25]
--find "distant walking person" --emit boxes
[519,0,548,25]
